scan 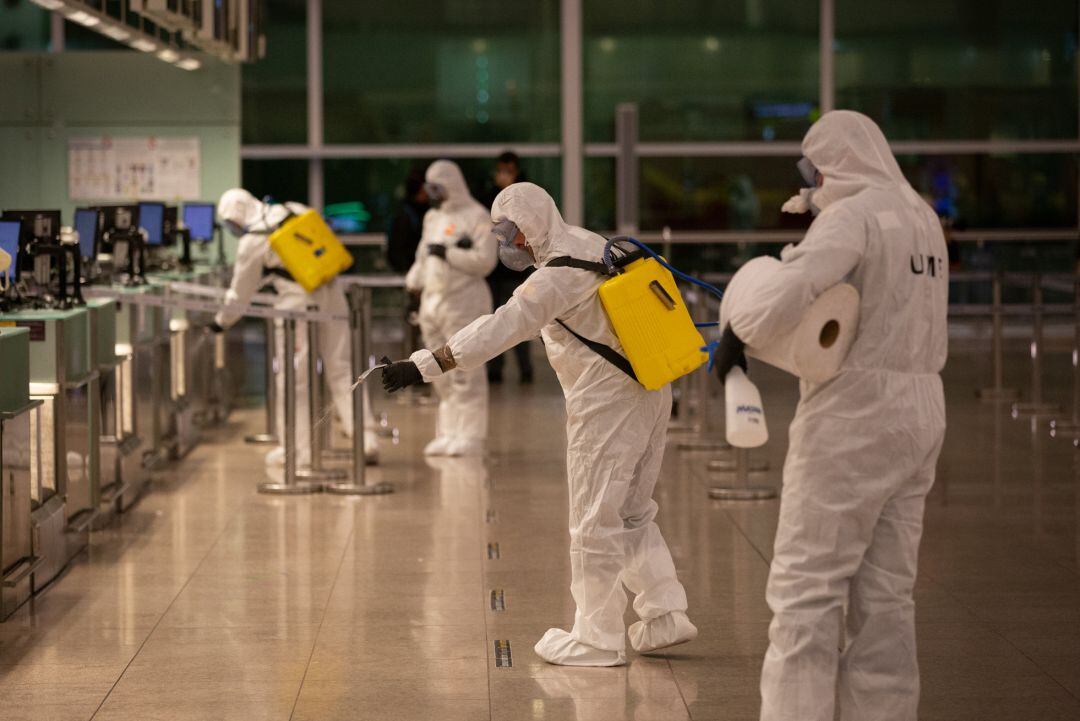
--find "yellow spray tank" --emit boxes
[268,209,353,292]
[597,253,708,391]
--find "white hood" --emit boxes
[217,188,292,233]
[803,110,916,211]
[490,182,606,266]
[425,160,475,212]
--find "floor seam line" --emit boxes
[86,460,255,721]
[930,571,1080,703]
[287,509,357,721]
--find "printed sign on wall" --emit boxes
[68,136,201,201]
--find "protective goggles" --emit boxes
[796,157,821,188]
[423,182,447,204]
[492,218,520,246]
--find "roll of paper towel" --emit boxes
[719,256,860,384]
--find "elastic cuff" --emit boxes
[410,349,443,382]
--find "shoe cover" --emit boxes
[533,628,625,667]
[423,436,452,456]
[364,431,380,465]
[445,437,484,457]
[628,611,698,654]
[264,446,311,468]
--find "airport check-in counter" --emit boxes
[87,297,139,519]
[0,307,97,589]
[0,328,44,620]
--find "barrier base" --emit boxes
[708,457,770,473]
[245,433,278,445]
[708,486,777,501]
[325,482,394,496]
[257,481,323,495]
[677,439,731,452]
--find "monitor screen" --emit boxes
[99,205,139,233]
[0,210,61,244]
[74,208,100,259]
[138,202,165,246]
[0,220,20,278]
[182,203,215,242]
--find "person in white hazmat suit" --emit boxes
[404,160,498,457]
[712,111,948,721]
[212,189,379,467]
[382,183,697,666]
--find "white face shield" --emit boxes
[424,182,447,209]
[492,218,534,271]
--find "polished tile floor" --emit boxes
[1,338,1078,721]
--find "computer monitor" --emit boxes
[0,209,62,245]
[182,203,215,243]
[138,202,165,246]
[162,206,178,247]
[74,208,101,260]
[0,220,21,281]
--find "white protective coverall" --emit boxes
[725,111,948,721]
[405,160,498,456]
[215,189,377,465]
[409,183,694,665]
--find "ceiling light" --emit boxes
[156,48,179,62]
[99,24,131,41]
[66,10,100,27]
[130,38,157,52]
[30,0,65,9]
[175,57,202,71]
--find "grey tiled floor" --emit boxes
[1,341,1078,720]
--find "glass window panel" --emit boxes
[242,0,307,144]
[323,2,560,144]
[638,156,812,233]
[584,158,616,232]
[241,159,310,206]
[323,156,562,234]
[897,153,1078,228]
[0,3,49,51]
[63,22,128,51]
[584,1,819,142]
[836,0,1079,139]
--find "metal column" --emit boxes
[245,318,279,444]
[328,286,393,495]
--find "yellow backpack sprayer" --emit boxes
[547,237,724,391]
[267,209,353,293]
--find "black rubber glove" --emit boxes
[380,355,423,393]
[428,244,447,259]
[207,321,226,334]
[455,235,473,250]
[713,323,748,381]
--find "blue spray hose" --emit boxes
[604,235,726,301]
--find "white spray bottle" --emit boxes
[724,366,768,448]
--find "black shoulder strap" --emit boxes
[545,256,612,275]
[555,319,638,383]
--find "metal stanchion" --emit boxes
[327,285,393,495]
[707,447,776,501]
[978,270,1019,402]
[678,293,731,453]
[1051,278,1080,437]
[246,318,279,444]
[319,367,353,460]
[297,308,347,482]
[1012,273,1061,418]
[259,318,322,494]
